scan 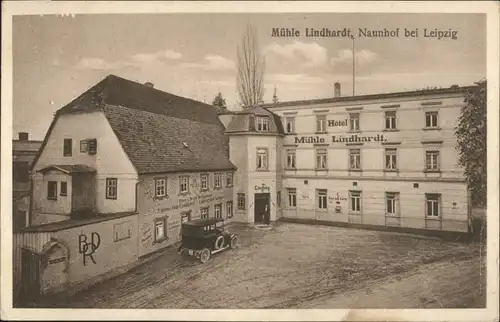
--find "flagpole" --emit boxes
[352,35,355,96]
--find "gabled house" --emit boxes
[15,75,236,302]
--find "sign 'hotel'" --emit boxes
[221,81,474,233]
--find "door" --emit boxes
[254,193,270,224]
[20,248,42,305]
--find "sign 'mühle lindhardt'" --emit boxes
[295,134,387,144]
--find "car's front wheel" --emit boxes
[230,236,237,249]
[199,248,211,263]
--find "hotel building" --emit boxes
[226,82,474,233]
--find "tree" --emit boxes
[455,80,487,206]
[236,24,265,108]
[212,92,227,109]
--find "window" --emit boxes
[426,194,441,217]
[214,173,222,189]
[316,149,327,169]
[316,115,327,133]
[13,161,29,182]
[286,149,296,169]
[63,138,72,157]
[226,201,233,219]
[47,181,57,200]
[256,116,269,132]
[317,189,328,210]
[181,210,191,223]
[386,192,399,216]
[349,113,360,131]
[349,191,361,212]
[385,148,397,170]
[214,204,222,219]
[385,111,397,130]
[154,217,167,242]
[287,188,297,208]
[237,193,246,210]
[200,174,209,191]
[179,176,189,194]
[248,115,256,131]
[285,117,295,133]
[349,149,361,170]
[106,178,117,199]
[256,148,268,170]
[201,207,209,219]
[226,172,233,187]
[60,181,68,196]
[425,151,440,171]
[80,140,88,153]
[87,139,97,155]
[425,111,439,128]
[155,178,166,197]
[277,191,281,207]
[114,221,132,242]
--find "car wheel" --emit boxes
[199,248,211,263]
[230,236,237,249]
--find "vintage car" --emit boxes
[178,218,237,263]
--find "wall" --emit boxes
[32,111,138,223]
[136,171,234,257]
[274,93,465,181]
[49,214,139,291]
[230,136,249,223]
[32,170,72,215]
[282,177,469,232]
[248,135,283,223]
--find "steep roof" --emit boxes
[33,75,235,174]
[225,106,284,135]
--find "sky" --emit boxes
[12,13,486,140]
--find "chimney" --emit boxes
[144,82,154,88]
[18,132,29,141]
[334,82,341,98]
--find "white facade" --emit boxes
[227,89,471,233]
[32,111,138,225]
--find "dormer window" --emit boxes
[256,116,270,132]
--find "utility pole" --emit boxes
[351,35,355,96]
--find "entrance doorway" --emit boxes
[254,193,270,224]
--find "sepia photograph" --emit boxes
[1,1,499,321]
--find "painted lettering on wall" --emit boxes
[295,136,325,144]
[294,134,387,144]
[328,119,348,127]
[332,134,386,143]
[78,232,101,266]
[255,184,271,192]
[329,192,347,203]
[169,219,181,230]
[141,224,152,246]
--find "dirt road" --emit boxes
[38,223,486,309]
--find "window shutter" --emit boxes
[88,139,97,155]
